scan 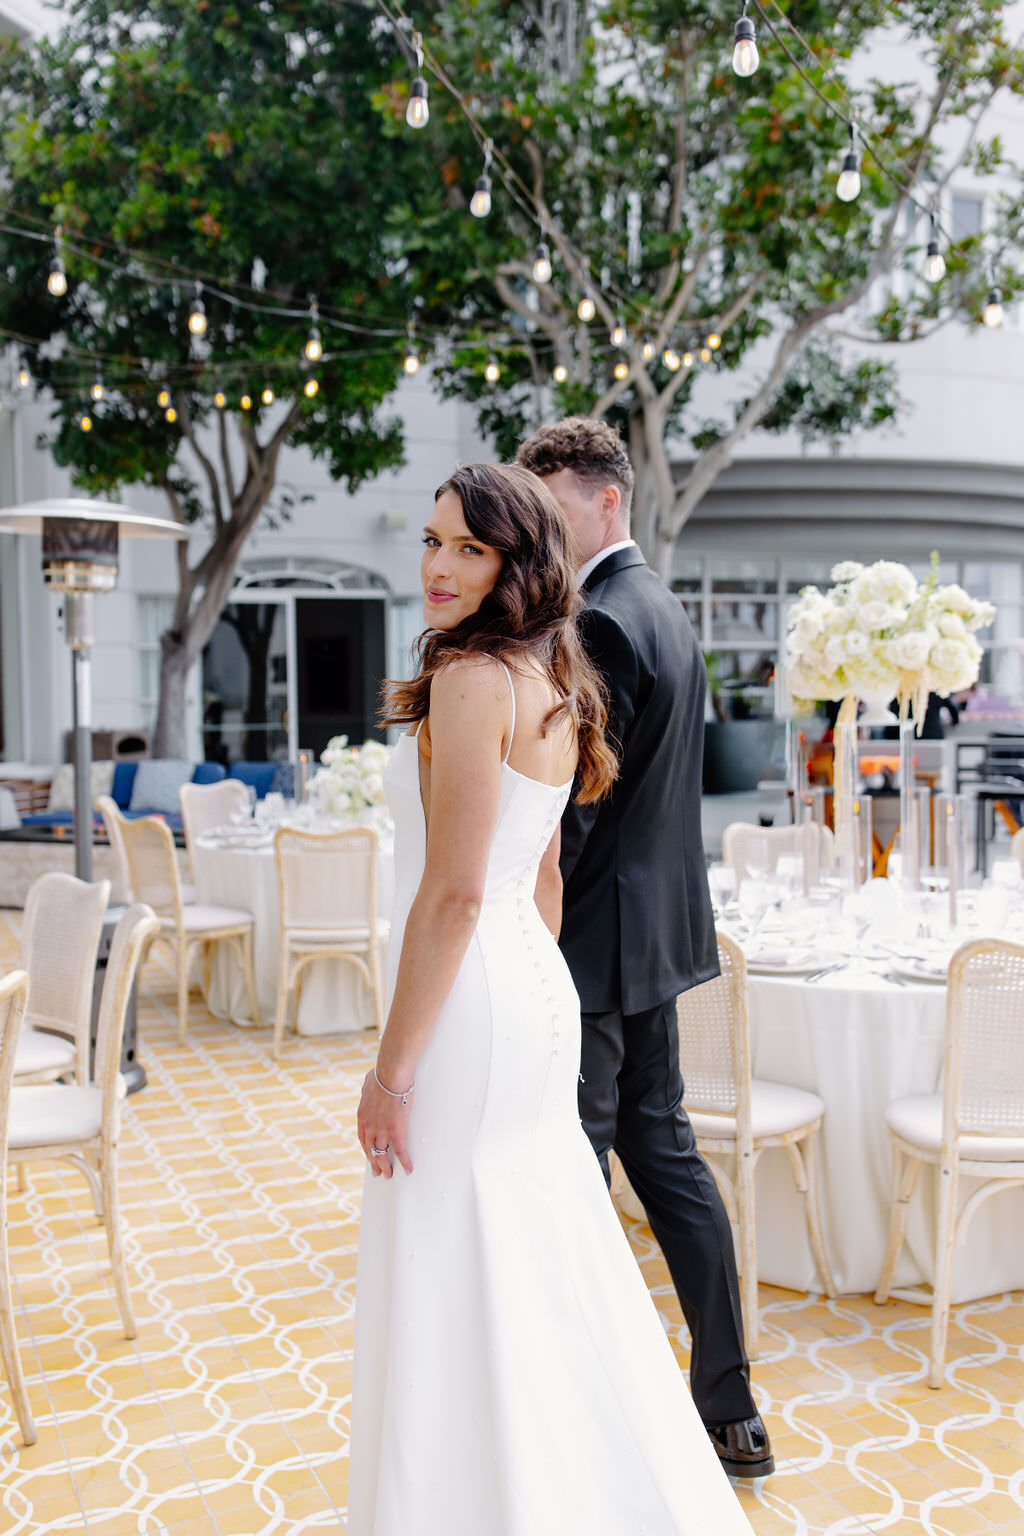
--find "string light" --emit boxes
[613,359,629,380]
[470,141,493,218]
[187,281,207,336]
[706,333,722,350]
[304,377,320,397]
[165,405,177,423]
[214,388,227,409]
[663,347,681,371]
[157,387,171,408]
[836,124,862,203]
[553,363,568,383]
[924,217,946,283]
[17,367,30,388]
[531,242,552,285]
[983,288,1004,328]
[577,289,596,323]
[261,386,275,405]
[683,351,694,368]
[732,3,759,77]
[484,356,501,383]
[406,32,429,129]
[90,376,104,402]
[304,299,323,361]
[47,226,67,297]
[403,321,420,374]
[79,413,92,432]
[610,317,627,348]
[641,339,655,363]
[240,393,253,410]
[700,346,712,363]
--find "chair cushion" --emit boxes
[165,903,254,932]
[191,763,227,786]
[688,1080,825,1142]
[21,811,74,826]
[111,761,139,808]
[14,1028,75,1080]
[286,921,390,945]
[48,760,114,811]
[8,1085,102,1149]
[886,1094,1024,1162]
[129,759,193,814]
[228,762,276,799]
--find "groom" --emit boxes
[517,417,773,1480]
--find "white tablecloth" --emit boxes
[192,837,394,1034]
[747,965,1024,1300]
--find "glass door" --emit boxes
[201,598,289,766]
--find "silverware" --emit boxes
[804,963,844,984]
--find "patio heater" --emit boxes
[0,499,187,880]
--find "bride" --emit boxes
[348,462,754,1535]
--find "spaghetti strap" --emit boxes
[492,657,516,764]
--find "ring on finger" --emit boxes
[370,1144,390,1157]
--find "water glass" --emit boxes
[707,863,737,914]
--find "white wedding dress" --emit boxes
[348,670,754,1536]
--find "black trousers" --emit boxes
[580,999,756,1428]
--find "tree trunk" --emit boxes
[151,636,191,759]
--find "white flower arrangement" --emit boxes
[309,736,392,820]
[786,558,995,714]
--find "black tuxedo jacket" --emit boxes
[559,545,718,1015]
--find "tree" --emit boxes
[0,0,422,755]
[374,0,1024,577]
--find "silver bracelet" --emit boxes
[374,1064,414,1107]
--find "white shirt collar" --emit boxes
[576,539,637,589]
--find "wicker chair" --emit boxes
[99,794,196,906]
[14,871,110,1086]
[179,779,250,878]
[676,931,836,1357]
[0,969,36,1445]
[273,826,389,1058]
[874,938,1024,1388]
[8,905,159,1343]
[119,815,260,1045]
[721,820,833,892]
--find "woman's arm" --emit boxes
[358,657,508,1176]
[534,823,563,938]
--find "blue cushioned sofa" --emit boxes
[21,761,227,835]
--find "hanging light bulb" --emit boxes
[682,351,694,368]
[188,282,207,336]
[700,347,712,363]
[484,357,501,383]
[18,366,30,389]
[532,242,553,285]
[303,298,323,362]
[470,140,493,218]
[610,317,627,348]
[405,33,429,129]
[304,377,320,398]
[240,393,253,411]
[553,363,568,383]
[577,290,596,323]
[157,387,171,408]
[47,226,67,297]
[613,359,629,381]
[983,288,1004,328]
[641,339,655,363]
[732,5,759,77]
[91,376,104,402]
[261,386,275,405]
[79,413,92,433]
[165,406,177,423]
[663,347,681,371]
[706,332,722,350]
[214,388,227,409]
[836,124,861,203]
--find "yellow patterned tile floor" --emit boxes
[1,908,1023,1535]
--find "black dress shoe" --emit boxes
[707,1414,775,1479]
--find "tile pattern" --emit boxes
[1,908,1022,1535]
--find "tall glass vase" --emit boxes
[898,718,920,890]
[834,715,860,889]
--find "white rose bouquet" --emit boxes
[786,557,994,719]
[309,736,392,821]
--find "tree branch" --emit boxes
[175,390,225,531]
[655,28,691,305]
[218,407,237,508]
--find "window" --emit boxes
[951,193,983,241]
[137,596,175,718]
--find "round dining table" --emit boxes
[745,961,1024,1302]
[192,829,394,1035]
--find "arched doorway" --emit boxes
[200,558,389,765]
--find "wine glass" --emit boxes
[707,863,737,916]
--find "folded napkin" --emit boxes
[747,945,815,969]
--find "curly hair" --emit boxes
[515,416,634,513]
[381,462,617,804]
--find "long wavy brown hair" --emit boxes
[381,462,617,803]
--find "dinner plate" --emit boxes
[887,958,949,985]
[745,952,838,977]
